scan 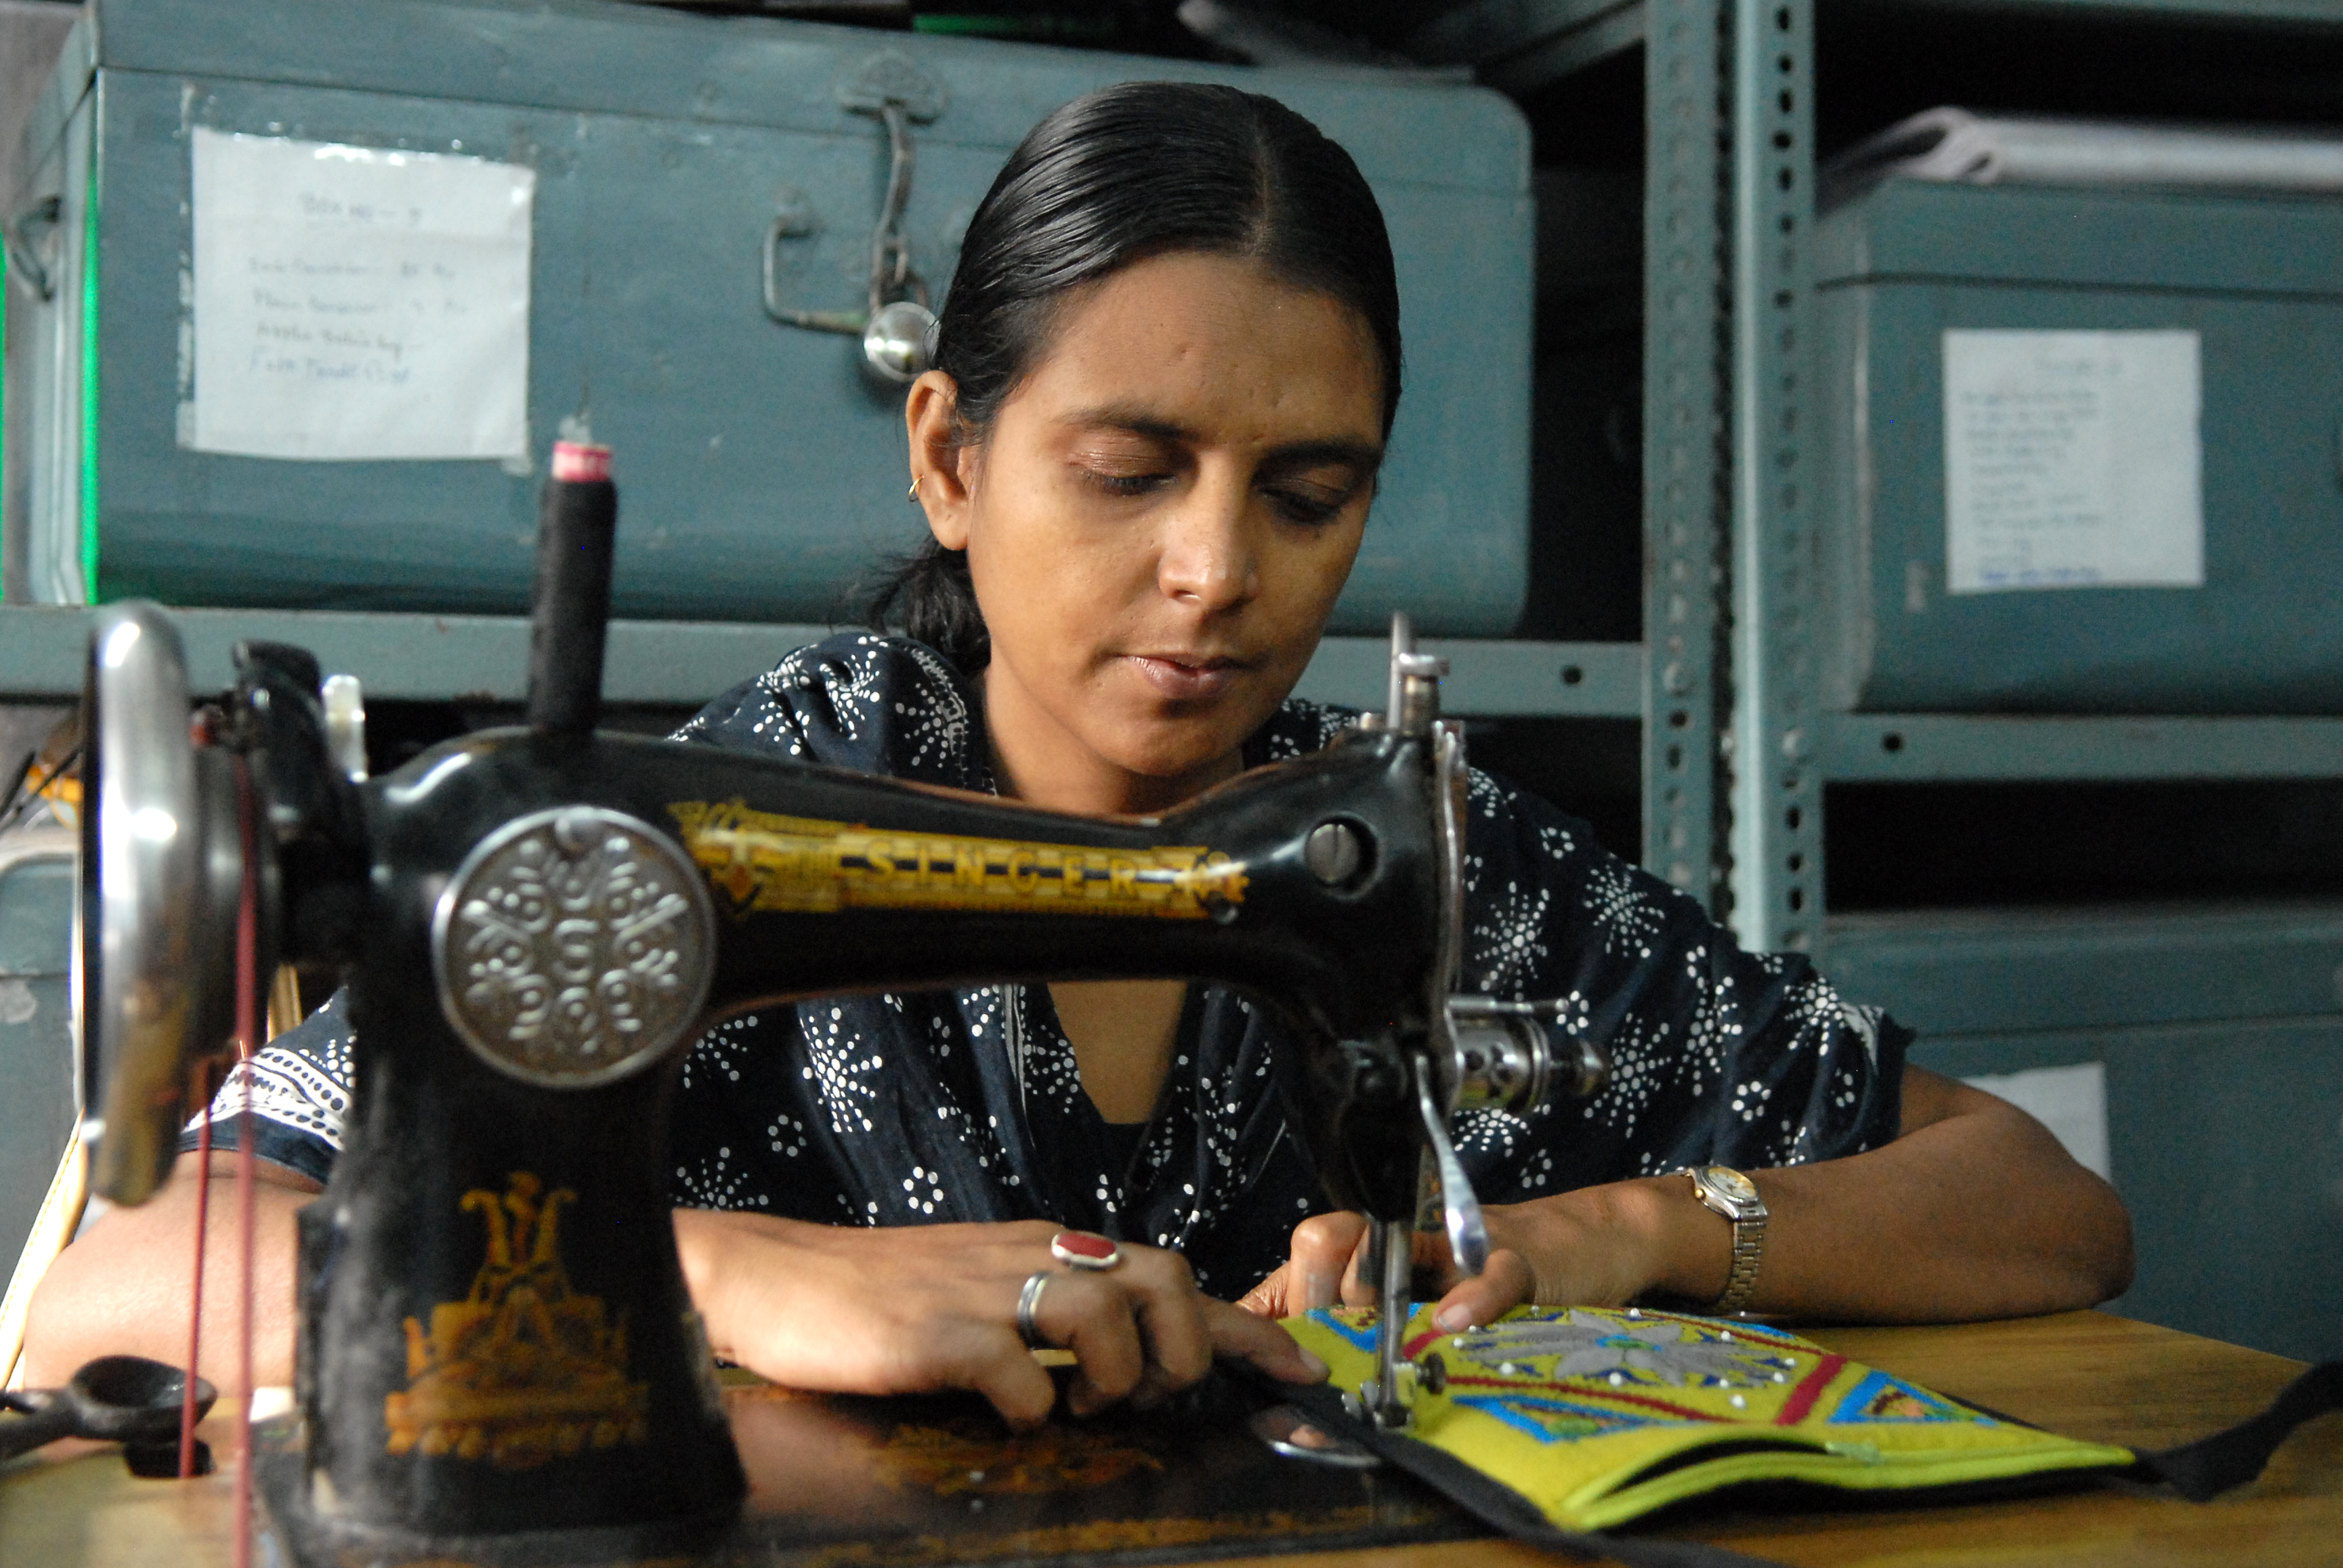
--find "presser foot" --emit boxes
[1343,1352,1448,1431]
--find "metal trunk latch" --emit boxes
[763,52,946,385]
[1,195,62,301]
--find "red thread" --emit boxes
[231,756,260,1568]
[179,1056,215,1479]
[1774,1354,1846,1426]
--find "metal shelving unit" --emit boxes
[1822,714,2343,782]
[1386,0,2343,1359]
[1735,0,2343,964]
[1396,0,2343,100]
[8,0,2337,893]
[1396,0,2343,929]
[1740,0,2343,1360]
[0,602,1644,717]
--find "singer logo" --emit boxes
[666,799,1247,920]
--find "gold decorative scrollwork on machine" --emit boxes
[668,799,1249,920]
[385,1172,650,1469]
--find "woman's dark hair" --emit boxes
[870,81,1401,671]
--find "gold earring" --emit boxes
[908,478,920,503]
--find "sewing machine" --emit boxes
[73,445,1605,1563]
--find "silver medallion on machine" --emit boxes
[431,805,715,1088]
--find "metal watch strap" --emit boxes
[1687,1166,1767,1317]
[1712,1207,1766,1316]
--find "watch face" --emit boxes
[1702,1166,1758,1204]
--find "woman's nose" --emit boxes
[1156,478,1259,612]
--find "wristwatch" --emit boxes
[1687,1165,1768,1316]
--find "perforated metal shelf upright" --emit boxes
[1390,0,1739,908]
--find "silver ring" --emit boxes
[1017,1269,1053,1349]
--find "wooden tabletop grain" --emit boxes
[3,1311,2335,1567]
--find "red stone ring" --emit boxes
[1050,1231,1123,1271]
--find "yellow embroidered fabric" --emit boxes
[1284,1305,2131,1531]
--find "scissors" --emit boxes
[0,1356,216,1467]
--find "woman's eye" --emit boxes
[1088,469,1169,499]
[1267,487,1347,526]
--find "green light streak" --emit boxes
[79,149,99,602]
[1,240,9,601]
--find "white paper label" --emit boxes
[1943,329,2202,593]
[186,129,533,461]
[1963,1061,2111,1181]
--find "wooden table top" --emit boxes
[3,1311,2336,1567]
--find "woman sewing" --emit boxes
[24,82,2132,1426]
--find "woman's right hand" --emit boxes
[672,1210,1326,1428]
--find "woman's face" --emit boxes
[908,251,1385,810]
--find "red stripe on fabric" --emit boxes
[1444,1374,1725,1424]
[1405,1326,1448,1359]
[1775,1354,1846,1425]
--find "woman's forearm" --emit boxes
[1264,1065,2136,1329]
[1718,1079,2132,1320]
[22,1151,316,1393]
[1508,1067,2135,1323]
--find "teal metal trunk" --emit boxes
[1826,902,2343,1363]
[1816,179,2343,715]
[3,0,1533,633]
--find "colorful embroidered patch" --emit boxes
[1283,1304,2134,1533]
[1448,1309,1800,1390]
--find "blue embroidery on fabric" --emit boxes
[1450,1393,1667,1444]
[1829,1368,1977,1424]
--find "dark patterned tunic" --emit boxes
[196,634,1908,1297]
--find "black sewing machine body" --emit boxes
[288,720,1443,1542]
[77,452,1599,1561]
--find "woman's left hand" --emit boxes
[1242,1067,2138,1331]
[1239,1181,1695,1332]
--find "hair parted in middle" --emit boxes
[872,80,1401,672]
